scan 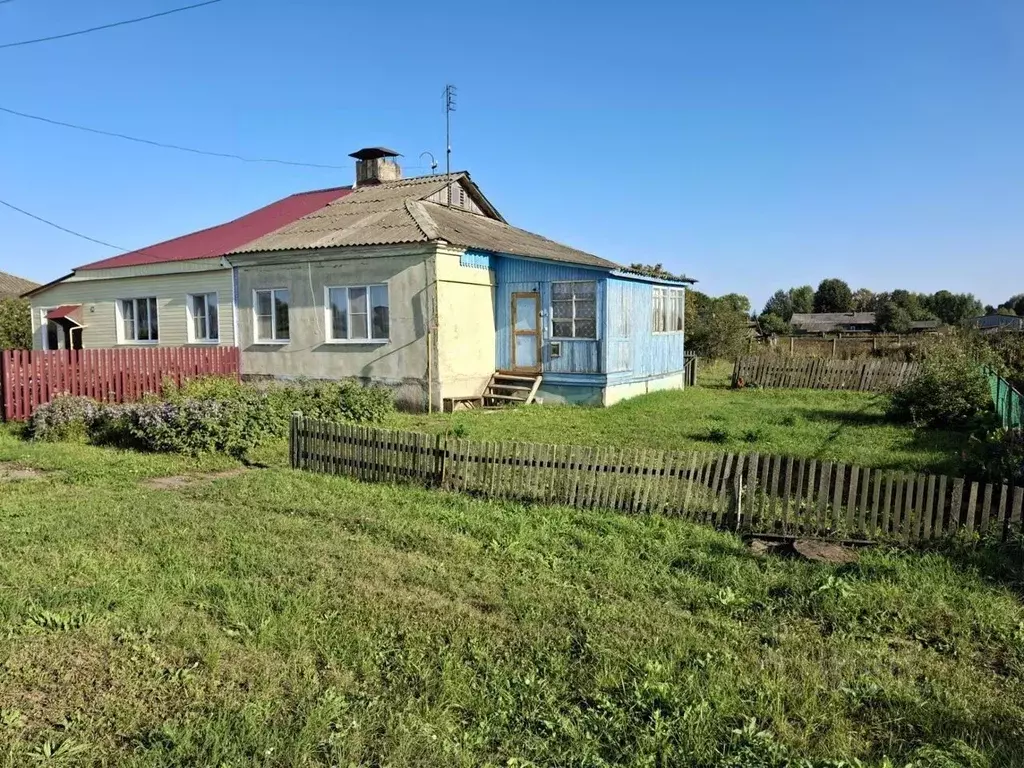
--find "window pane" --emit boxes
[274,290,290,340]
[149,298,159,341]
[350,312,368,339]
[349,287,368,339]
[45,320,60,351]
[573,281,596,298]
[514,296,538,331]
[552,320,573,338]
[576,318,597,338]
[256,290,272,318]
[192,295,207,340]
[137,299,150,341]
[122,300,135,341]
[551,299,573,320]
[576,299,596,319]
[329,287,348,339]
[349,287,367,315]
[208,297,219,339]
[552,282,572,298]
[515,335,538,367]
[257,315,273,340]
[370,285,389,339]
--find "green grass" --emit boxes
[1,431,1023,766]
[392,362,971,475]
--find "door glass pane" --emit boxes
[515,335,537,368]
[514,296,538,331]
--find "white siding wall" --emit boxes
[29,267,235,349]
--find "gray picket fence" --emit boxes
[733,356,921,392]
[290,415,1023,544]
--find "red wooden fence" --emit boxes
[0,347,240,421]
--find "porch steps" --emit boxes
[483,371,542,408]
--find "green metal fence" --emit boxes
[986,367,1024,429]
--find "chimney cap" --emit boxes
[348,147,401,160]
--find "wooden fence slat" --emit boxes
[949,478,965,533]
[1010,486,1024,538]
[922,475,937,541]
[831,462,846,533]
[781,456,794,534]
[979,483,994,534]
[932,475,946,540]
[814,461,831,536]
[965,481,979,532]
[997,484,1010,539]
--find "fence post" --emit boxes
[436,434,448,488]
[290,411,302,470]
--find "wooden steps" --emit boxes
[483,371,542,408]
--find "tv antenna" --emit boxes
[444,84,456,207]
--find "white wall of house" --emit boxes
[232,245,437,410]
[434,246,496,400]
[28,260,235,349]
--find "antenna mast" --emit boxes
[444,84,456,208]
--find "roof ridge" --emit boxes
[405,199,440,240]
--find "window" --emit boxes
[254,289,290,342]
[326,285,390,342]
[653,288,685,333]
[551,281,597,339]
[40,308,62,350]
[119,297,159,342]
[188,293,219,342]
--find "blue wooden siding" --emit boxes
[460,250,492,270]
[494,256,605,373]
[605,277,685,383]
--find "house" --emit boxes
[789,312,942,335]
[970,314,1024,332]
[790,312,877,334]
[0,270,38,299]
[27,147,695,410]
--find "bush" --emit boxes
[964,428,1024,484]
[28,396,100,442]
[28,377,395,459]
[889,334,993,428]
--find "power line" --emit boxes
[0,0,224,50]
[0,197,128,251]
[0,105,349,170]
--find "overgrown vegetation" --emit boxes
[1,431,1023,765]
[0,297,31,350]
[27,377,393,458]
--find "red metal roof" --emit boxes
[45,305,82,321]
[77,186,352,270]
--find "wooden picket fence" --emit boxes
[733,355,920,392]
[290,415,1024,544]
[1,347,240,421]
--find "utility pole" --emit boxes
[444,84,456,207]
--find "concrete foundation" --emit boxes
[603,371,685,406]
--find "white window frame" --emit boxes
[117,297,159,344]
[253,288,290,344]
[550,280,598,341]
[187,292,220,344]
[653,287,685,335]
[324,284,390,344]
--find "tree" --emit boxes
[762,290,794,322]
[997,306,1018,316]
[685,290,749,359]
[0,298,31,350]
[758,312,790,336]
[813,279,853,313]
[925,290,983,326]
[998,294,1024,316]
[718,293,751,315]
[788,285,814,315]
[875,302,912,334]
[851,288,876,312]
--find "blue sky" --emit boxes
[1,0,1021,309]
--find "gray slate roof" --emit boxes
[790,312,875,332]
[232,172,620,270]
[0,270,38,299]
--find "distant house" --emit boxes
[0,270,38,300]
[789,312,941,335]
[969,315,1024,332]
[26,147,696,410]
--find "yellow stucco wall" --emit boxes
[28,263,235,349]
[434,250,496,400]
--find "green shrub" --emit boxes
[889,334,993,427]
[964,428,1024,484]
[26,377,395,459]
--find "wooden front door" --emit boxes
[511,292,541,371]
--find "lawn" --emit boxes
[1,430,1023,766]
[391,363,972,475]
